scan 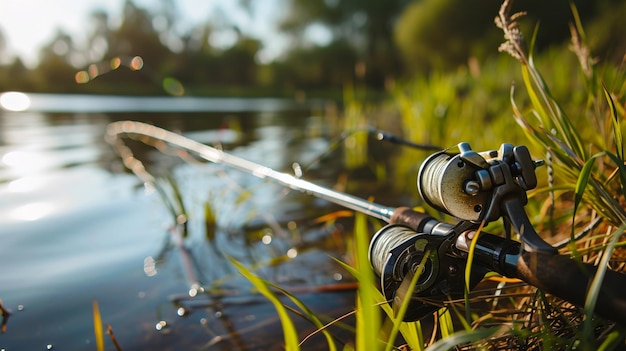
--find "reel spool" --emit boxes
[369,223,490,321]
[418,151,490,222]
[369,224,438,302]
[369,224,459,321]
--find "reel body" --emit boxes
[369,223,488,321]
[369,142,551,321]
[418,142,539,223]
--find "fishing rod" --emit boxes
[106,121,626,325]
[106,121,397,221]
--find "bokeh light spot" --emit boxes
[130,56,144,71]
[88,64,99,78]
[110,57,121,70]
[163,77,184,96]
[75,71,90,84]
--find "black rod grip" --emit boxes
[517,251,626,325]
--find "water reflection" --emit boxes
[6,176,47,193]
[0,94,363,350]
[10,201,56,221]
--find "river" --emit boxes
[0,93,372,350]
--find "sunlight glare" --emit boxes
[7,176,46,193]
[0,92,31,111]
[2,150,49,173]
[11,202,55,221]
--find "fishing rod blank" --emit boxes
[106,121,396,222]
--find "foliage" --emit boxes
[393,0,600,73]
[390,0,626,349]
[496,0,626,227]
[1,0,623,94]
[278,0,406,86]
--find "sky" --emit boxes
[0,0,300,67]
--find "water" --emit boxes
[0,94,362,350]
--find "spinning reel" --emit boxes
[369,143,555,321]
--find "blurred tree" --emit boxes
[77,0,179,94]
[585,0,626,64]
[108,0,175,72]
[279,0,408,87]
[394,0,598,73]
[0,29,7,63]
[84,10,112,64]
[216,37,261,85]
[273,39,358,90]
[1,58,34,91]
[33,30,82,92]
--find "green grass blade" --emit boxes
[463,221,485,327]
[92,300,105,351]
[605,151,626,199]
[573,153,603,240]
[229,258,301,351]
[603,83,624,161]
[597,330,626,351]
[333,257,424,351]
[438,308,454,339]
[353,212,380,351]
[383,250,430,351]
[583,224,626,343]
[521,65,549,124]
[267,283,337,351]
[425,327,497,351]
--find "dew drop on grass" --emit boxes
[287,248,298,258]
[262,234,272,244]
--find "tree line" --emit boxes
[0,0,622,96]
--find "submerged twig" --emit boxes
[0,298,11,333]
[107,324,124,351]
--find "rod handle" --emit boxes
[390,206,435,232]
[517,251,626,325]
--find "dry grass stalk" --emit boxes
[494,0,527,63]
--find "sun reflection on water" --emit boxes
[10,202,55,221]
[2,150,52,175]
[7,176,47,193]
[0,92,31,111]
